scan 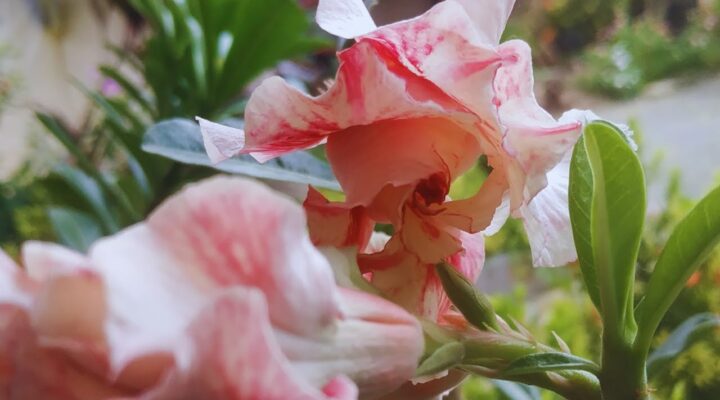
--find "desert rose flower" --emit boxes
[199,0,588,273]
[0,177,423,400]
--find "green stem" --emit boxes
[600,335,649,400]
[462,330,602,400]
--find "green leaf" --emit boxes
[503,352,600,377]
[142,119,340,190]
[492,381,542,400]
[646,313,720,378]
[47,208,103,252]
[635,185,720,349]
[435,262,498,331]
[99,65,155,117]
[415,341,465,377]
[569,121,646,334]
[51,166,119,233]
[569,136,602,310]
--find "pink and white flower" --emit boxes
[0,176,423,400]
[199,0,586,278]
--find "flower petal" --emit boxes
[304,187,374,248]
[0,250,34,308]
[317,0,376,39]
[326,117,480,206]
[364,0,502,123]
[140,288,357,400]
[227,39,464,162]
[0,307,128,400]
[197,117,246,163]
[519,151,577,267]
[85,177,340,375]
[278,287,424,399]
[145,176,340,334]
[450,0,515,44]
[494,40,582,197]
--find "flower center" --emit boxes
[414,172,449,207]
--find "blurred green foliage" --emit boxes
[1,0,329,252]
[579,3,720,98]
[455,123,718,399]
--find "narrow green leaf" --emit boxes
[415,341,465,378]
[647,313,720,378]
[142,119,340,190]
[99,65,155,117]
[635,185,720,350]
[435,262,498,331]
[51,166,118,233]
[569,121,646,335]
[48,208,104,252]
[503,352,600,377]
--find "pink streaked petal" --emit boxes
[401,207,463,264]
[450,0,516,44]
[365,1,502,125]
[317,0,376,39]
[326,117,480,207]
[140,288,354,400]
[437,167,509,233]
[146,176,340,336]
[495,40,582,197]
[239,40,465,161]
[278,288,423,399]
[447,231,485,283]
[0,307,130,400]
[197,117,246,163]
[21,241,93,281]
[367,252,446,321]
[519,152,577,267]
[0,250,34,308]
[304,187,373,248]
[378,369,468,400]
[88,224,209,377]
[0,248,18,273]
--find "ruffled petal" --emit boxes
[326,117,480,206]
[0,250,34,308]
[519,151,577,267]
[364,1,502,124]
[450,0,515,44]
[144,176,341,336]
[0,307,129,400]
[317,0,376,39]
[368,232,483,322]
[84,177,340,375]
[139,288,356,400]
[218,39,464,162]
[197,117,246,163]
[494,40,582,197]
[304,187,374,248]
[278,287,423,399]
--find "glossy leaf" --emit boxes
[492,380,542,400]
[142,119,341,190]
[415,341,465,377]
[647,313,720,378]
[503,352,600,377]
[435,262,498,331]
[48,208,103,252]
[569,121,646,333]
[635,185,720,349]
[51,166,118,233]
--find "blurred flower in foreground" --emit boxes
[199,0,592,324]
[0,177,423,400]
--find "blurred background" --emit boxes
[0,1,718,399]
